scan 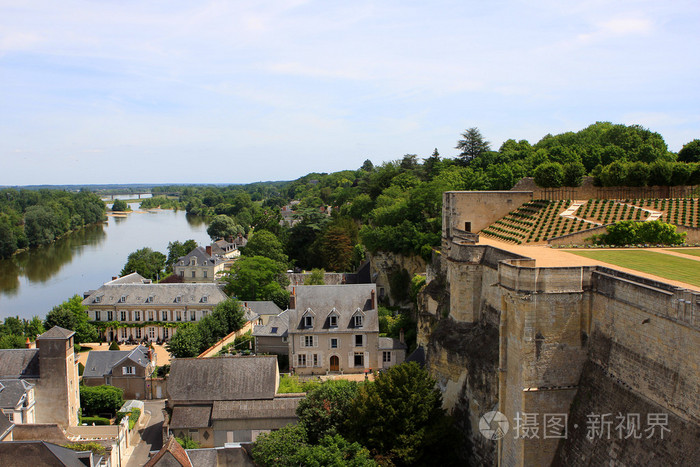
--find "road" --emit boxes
[126,400,166,467]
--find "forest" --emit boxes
[0,189,106,258]
[149,123,700,272]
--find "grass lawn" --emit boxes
[568,250,700,287]
[665,248,700,258]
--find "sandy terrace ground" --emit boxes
[77,342,172,367]
[477,236,700,292]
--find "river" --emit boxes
[0,203,211,321]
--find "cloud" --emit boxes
[577,17,653,43]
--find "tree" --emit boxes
[320,226,354,272]
[600,160,628,186]
[224,256,290,309]
[166,323,202,358]
[206,215,243,240]
[677,139,700,163]
[345,362,458,466]
[626,161,650,187]
[648,160,672,186]
[166,239,198,270]
[303,269,325,285]
[533,162,564,188]
[252,423,310,467]
[80,385,124,416]
[120,247,167,281]
[45,295,97,344]
[670,162,691,186]
[563,161,586,187]
[198,299,246,351]
[111,199,129,211]
[456,127,490,165]
[176,436,201,449]
[241,229,288,265]
[297,379,359,443]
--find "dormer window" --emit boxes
[175,296,181,303]
[201,296,208,303]
[146,296,153,304]
[119,295,127,303]
[328,308,339,327]
[354,315,363,327]
[303,315,313,328]
[94,296,101,303]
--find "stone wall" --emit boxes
[443,191,533,236]
[369,251,426,306]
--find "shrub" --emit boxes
[129,408,141,430]
[80,416,110,425]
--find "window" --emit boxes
[313,354,318,367]
[203,271,208,278]
[190,311,196,321]
[176,311,182,321]
[355,335,363,347]
[303,315,313,328]
[120,311,127,321]
[179,271,184,277]
[329,315,337,327]
[297,354,307,367]
[124,366,135,375]
[354,314,363,327]
[135,328,142,339]
[134,311,141,321]
[94,296,101,303]
[149,327,155,339]
[175,296,181,303]
[5,412,13,422]
[107,311,113,321]
[163,328,169,339]
[303,336,315,347]
[148,310,154,321]
[271,327,278,334]
[383,351,391,363]
[146,296,153,304]
[201,296,208,303]
[121,328,127,339]
[162,310,168,321]
[95,311,101,321]
[354,352,364,367]
[191,271,196,278]
[330,338,338,349]
[119,295,127,303]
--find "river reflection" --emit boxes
[0,206,210,320]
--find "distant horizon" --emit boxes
[2,1,698,186]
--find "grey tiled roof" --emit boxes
[37,326,74,340]
[252,310,289,337]
[82,283,228,307]
[0,413,13,441]
[0,379,34,408]
[406,345,425,366]
[175,247,224,267]
[83,346,150,378]
[0,349,39,378]
[168,356,278,403]
[170,405,212,429]
[107,272,149,284]
[211,396,302,420]
[0,441,93,467]
[288,284,379,333]
[241,301,283,317]
[379,337,407,350]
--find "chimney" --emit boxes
[244,302,248,308]
[371,289,376,309]
[289,288,296,309]
[206,245,212,256]
[399,328,405,344]
[25,337,32,349]
[147,348,153,362]
[112,276,118,281]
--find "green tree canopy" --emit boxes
[111,199,129,211]
[206,215,243,240]
[241,229,288,266]
[344,362,458,466]
[677,139,700,163]
[224,256,290,309]
[45,295,97,344]
[166,239,198,270]
[533,162,564,188]
[297,379,359,443]
[120,247,167,281]
[303,268,326,285]
[456,127,491,164]
[166,323,202,358]
[80,385,124,416]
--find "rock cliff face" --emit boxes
[369,251,426,305]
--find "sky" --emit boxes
[1,0,699,186]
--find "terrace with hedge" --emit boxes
[480,197,700,245]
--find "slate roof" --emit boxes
[252,310,289,337]
[168,356,277,403]
[37,326,74,340]
[242,301,283,317]
[288,284,379,333]
[211,396,301,420]
[406,345,426,367]
[0,379,34,409]
[0,441,98,467]
[107,272,149,284]
[379,337,407,350]
[82,283,228,307]
[170,405,212,429]
[0,349,40,379]
[83,346,150,378]
[0,413,13,441]
[144,436,192,467]
[175,247,224,267]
